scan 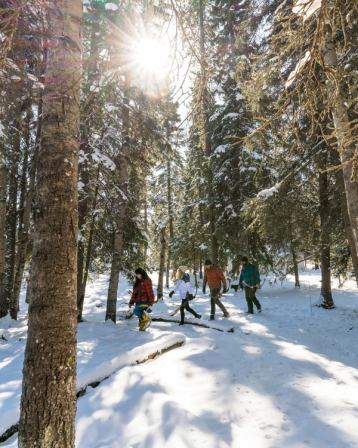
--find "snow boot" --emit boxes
[139,313,151,331]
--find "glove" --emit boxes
[169,291,174,298]
[187,294,194,301]
[222,288,228,294]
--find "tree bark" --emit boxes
[77,2,101,318]
[157,227,166,300]
[12,109,33,315]
[19,1,82,446]
[0,135,7,317]
[105,75,130,323]
[165,159,174,288]
[77,168,99,322]
[143,180,149,264]
[289,219,300,288]
[198,0,218,264]
[318,151,334,308]
[322,26,358,266]
[6,115,20,320]
[332,150,358,285]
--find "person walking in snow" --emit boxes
[203,259,229,320]
[129,268,155,331]
[239,256,262,314]
[169,268,201,325]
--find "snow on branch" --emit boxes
[292,0,322,21]
[105,3,119,11]
[257,183,281,199]
[285,51,311,88]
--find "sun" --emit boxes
[132,37,170,78]
[125,34,172,96]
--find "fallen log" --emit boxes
[151,317,235,333]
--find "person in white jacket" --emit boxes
[169,269,201,325]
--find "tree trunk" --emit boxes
[157,227,166,300]
[165,159,174,288]
[19,1,82,447]
[6,116,20,320]
[289,220,300,288]
[12,109,32,315]
[77,169,99,322]
[0,137,7,317]
[322,26,358,266]
[318,151,334,308]
[332,150,358,285]
[105,75,130,323]
[198,0,218,264]
[77,3,101,317]
[143,182,149,264]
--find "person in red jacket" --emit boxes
[129,268,155,331]
[203,259,229,320]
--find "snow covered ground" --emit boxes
[1,271,358,448]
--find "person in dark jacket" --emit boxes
[129,268,155,331]
[239,256,262,314]
[203,259,229,320]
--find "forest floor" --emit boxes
[1,271,358,448]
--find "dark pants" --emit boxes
[210,288,229,319]
[180,299,200,323]
[244,287,261,313]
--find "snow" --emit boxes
[257,182,281,198]
[214,144,229,155]
[293,0,322,20]
[1,271,358,448]
[285,51,311,88]
[236,92,245,101]
[105,3,118,11]
[223,112,239,120]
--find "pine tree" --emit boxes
[19,1,82,445]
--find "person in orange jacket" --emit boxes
[203,259,229,320]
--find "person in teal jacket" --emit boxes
[239,256,262,314]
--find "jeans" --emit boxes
[133,303,149,321]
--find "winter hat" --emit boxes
[179,265,187,272]
[204,259,213,266]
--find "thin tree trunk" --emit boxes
[318,150,334,308]
[289,220,300,288]
[77,3,101,316]
[77,168,99,322]
[0,137,7,317]
[12,109,32,315]
[143,181,148,264]
[105,75,130,323]
[322,26,358,264]
[157,227,166,300]
[19,1,82,446]
[165,159,174,288]
[6,116,20,320]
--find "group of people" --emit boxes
[129,257,262,331]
